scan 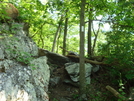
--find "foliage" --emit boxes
[16,51,33,64]
[4,37,35,70]
[97,0,134,81]
[6,43,33,65]
[53,98,59,101]
[1,0,134,100]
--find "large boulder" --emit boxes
[0,57,50,101]
[0,23,38,60]
[0,3,19,21]
[0,23,50,101]
[65,63,99,84]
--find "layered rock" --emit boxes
[0,23,50,101]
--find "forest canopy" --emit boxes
[1,0,134,89]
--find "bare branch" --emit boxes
[106,85,128,101]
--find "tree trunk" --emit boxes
[87,19,92,57]
[51,16,63,52]
[79,0,86,95]
[92,22,101,55]
[56,27,62,53]
[63,10,68,55]
[87,1,93,57]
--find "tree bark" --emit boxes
[63,10,68,55]
[92,22,101,55]
[51,16,63,52]
[87,19,92,57]
[67,55,105,65]
[87,1,93,57]
[106,85,127,101]
[56,27,62,53]
[79,0,86,95]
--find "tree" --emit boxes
[87,20,92,57]
[92,22,101,55]
[87,1,93,57]
[62,9,68,55]
[97,0,134,81]
[51,15,63,52]
[79,0,86,95]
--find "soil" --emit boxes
[48,64,120,101]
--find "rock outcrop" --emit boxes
[0,23,50,101]
[0,3,19,21]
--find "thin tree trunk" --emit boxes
[87,19,92,57]
[51,16,63,52]
[87,0,93,57]
[56,26,62,53]
[92,22,101,55]
[63,10,68,55]
[79,0,86,95]
[40,28,45,48]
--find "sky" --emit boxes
[39,0,111,32]
[39,0,48,5]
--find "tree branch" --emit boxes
[106,85,128,101]
[67,55,105,65]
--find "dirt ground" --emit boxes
[48,65,121,101]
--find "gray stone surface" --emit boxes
[0,23,38,60]
[65,63,93,84]
[0,23,50,101]
[49,77,61,87]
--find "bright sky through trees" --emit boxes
[39,0,48,5]
[39,0,111,32]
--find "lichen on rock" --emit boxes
[0,23,50,101]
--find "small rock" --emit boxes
[49,77,61,87]
[65,63,92,84]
